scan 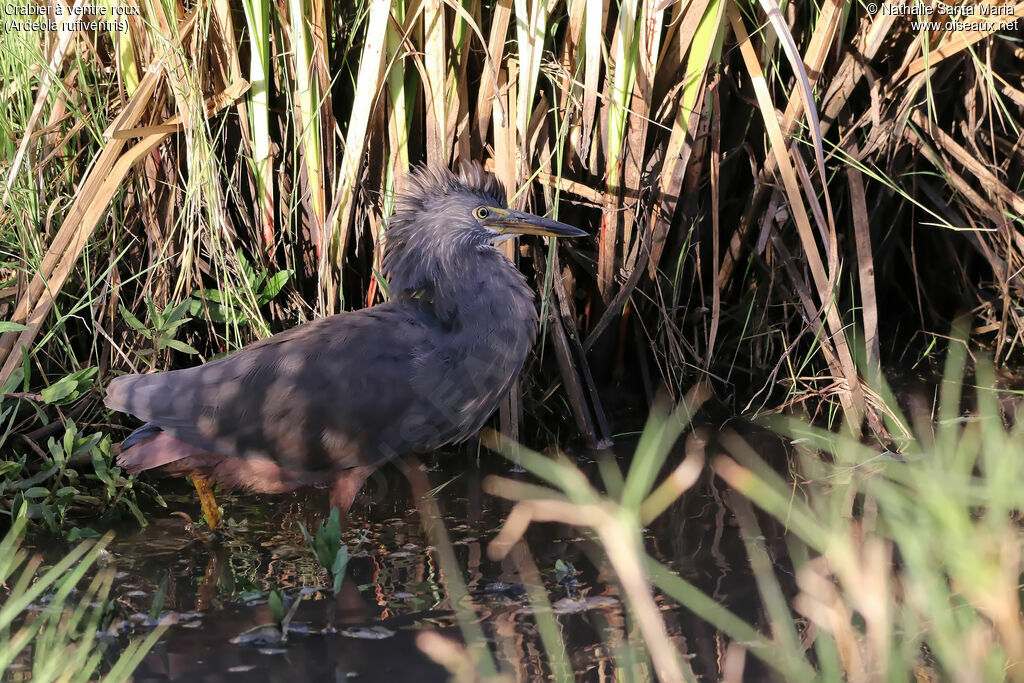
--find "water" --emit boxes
[9,437,789,681]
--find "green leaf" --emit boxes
[119,304,148,332]
[39,503,57,534]
[196,288,227,304]
[147,296,163,328]
[0,461,22,478]
[149,573,169,620]
[66,527,100,541]
[189,291,245,325]
[316,509,343,568]
[70,433,102,458]
[0,322,30,333]
[210,304,242,325]
[258,270,293,304]
[159,317,193,333]
[47,435,66,464]
[41,368,98,405]
[239,255,257,288]
[162,299,193,327]
[124,498,147,526]
[331,546,350,595]
[371,268,390,298]
[19,345,30,392]
[10,492,26,524]
[268,589,285,623]
[1,366,24,394]
[301,508,347,579]
[24,487,51,500]
[63,420,78,458]
[92,448,111,485]
[159,339,199,355]
[13,465,59,490]
[41,380,76,405]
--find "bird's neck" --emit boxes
[397,246,537,335]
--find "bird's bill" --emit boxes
[485,208,588,238]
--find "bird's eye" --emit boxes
[475,207,490,220]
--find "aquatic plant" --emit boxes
[0,507,164,681]
[299,507,351,595]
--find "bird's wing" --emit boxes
[105,302,445,471]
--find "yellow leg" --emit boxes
[190,476,223,530]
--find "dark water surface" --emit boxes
[10,438,788,681]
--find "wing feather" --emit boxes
[105,301,438,470]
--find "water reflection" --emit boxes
[16,436,788,681]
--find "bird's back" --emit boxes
[106,268,536,474]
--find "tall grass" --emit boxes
[2,0,1020,455]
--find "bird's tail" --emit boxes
[117,430,199,473]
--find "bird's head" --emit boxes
[383,163,586,296]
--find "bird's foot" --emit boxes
[170,511,220,543]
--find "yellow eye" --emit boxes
[475,207,490,220]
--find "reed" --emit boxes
[1,0,1019,447]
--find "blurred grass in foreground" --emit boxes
[0,507,165,681]
[417,340,1024,681]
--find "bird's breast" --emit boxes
[405,272,537,449]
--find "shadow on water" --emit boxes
[11,430,795,681]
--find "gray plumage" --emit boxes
[104,163,586,504]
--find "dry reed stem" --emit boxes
[728,4,867,432]
[286,0,326,270]
[619,1,664,270]
[536,248,599,445]
[487,497,688,683]
[474,0,512,148]
[846,148,880,378]
[423,0,447,165]
[717,0,844,287]
[910,110,1024,216]
[579,0,602,161]
[332,0,391,265]
[705,78,721,368]
[0,72,246,389]
[647,0,718,279]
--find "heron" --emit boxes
[104,163,587,529]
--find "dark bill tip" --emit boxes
[488,210,588,238]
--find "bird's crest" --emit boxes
[393,162,508,218]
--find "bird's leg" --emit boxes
[196,551,223,611]
[329,466,375,516]
[190,475,223,530]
